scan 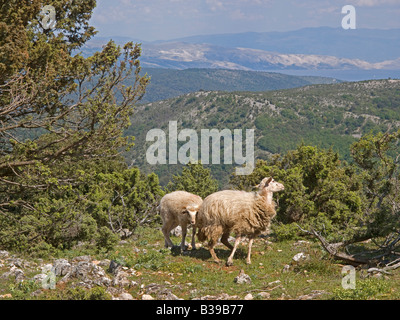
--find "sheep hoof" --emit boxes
[226,260,234,267]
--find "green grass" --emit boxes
[1,226,399,300]
[103,226,400,300]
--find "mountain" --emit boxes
[168,27,400,63]
[140,42,400,71]
[140,68,341,103]
[125,79,400,186]
[80,27,400,73]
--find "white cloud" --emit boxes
[205,0,225,12]
[354,0,400,6]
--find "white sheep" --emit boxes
[196,177,284,266]
[159,191,203,251]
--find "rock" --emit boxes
[108,260,122,275]
[71,261,92,279]
[118,229,133,239]
[170,226,182,237]
[32,273,48,284]
[100,276,112,287]
[244,293,253,300]
[292,252,309,262]
[282,264,290,273]
[298,290,326,300]
[258,292,271,299]
[0,250,9,259]
[7,257,28,269]
[292,240,311,247]
[159,290,182,300]
[54,259,112,288]
[118,292,134,300]
[145,283,164,294]
[31,289,43,297]
[1,266,25,283]
[98,259,111,267]
[112,271,131,287]
[195,293,239,300]
[41,264,53,273]
[53,259,71,277]
[268,280,281,287]
[130,280,139,287]
[234,269,251,284]
[144,282,183,300]
[142,294,155,300]
[72,255,92,263]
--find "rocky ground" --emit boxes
[1,227,397,300]
[0,242,325,300]
[0,250,138,300]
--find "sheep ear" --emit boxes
[264,177,273,187]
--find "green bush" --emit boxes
[271,223,302,241]
[331,278,391,300]
[231,144,365,242]
[96,226,120,252]
[166,162,219,199]
[61,286,112,300]
[9,280,41,300]
[134,249,168,271]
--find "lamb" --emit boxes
[159,191,203,251]
[196,177,284,266]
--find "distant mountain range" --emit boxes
[139,42,400,71]
[168,27,400,62]
[81,27,400,72]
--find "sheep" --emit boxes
[159,191,203,251]
[196,177,284,266]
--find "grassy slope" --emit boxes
[1,226,399,300]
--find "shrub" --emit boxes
[96,226,119,252]
[231,144,365,241]
[166,162,219,199]
[330,278,391,300]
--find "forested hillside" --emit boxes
[139,68,340,103]
[127,79,400,186]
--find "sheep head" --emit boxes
[182,204,200,225]
[257,177,284,193]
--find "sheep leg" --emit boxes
[162,220,177,248]
[206,226,222,263]
[191,226,196,250]
[208,238,221,264]
[180,223,188,251]
[246,238,254,265]
[226,236,242,266]
[209,246,220,264]
[221,232,233,250]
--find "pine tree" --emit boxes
[166,162,219,199]
[0,1,150,251]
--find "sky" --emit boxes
[90,0,400,41]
